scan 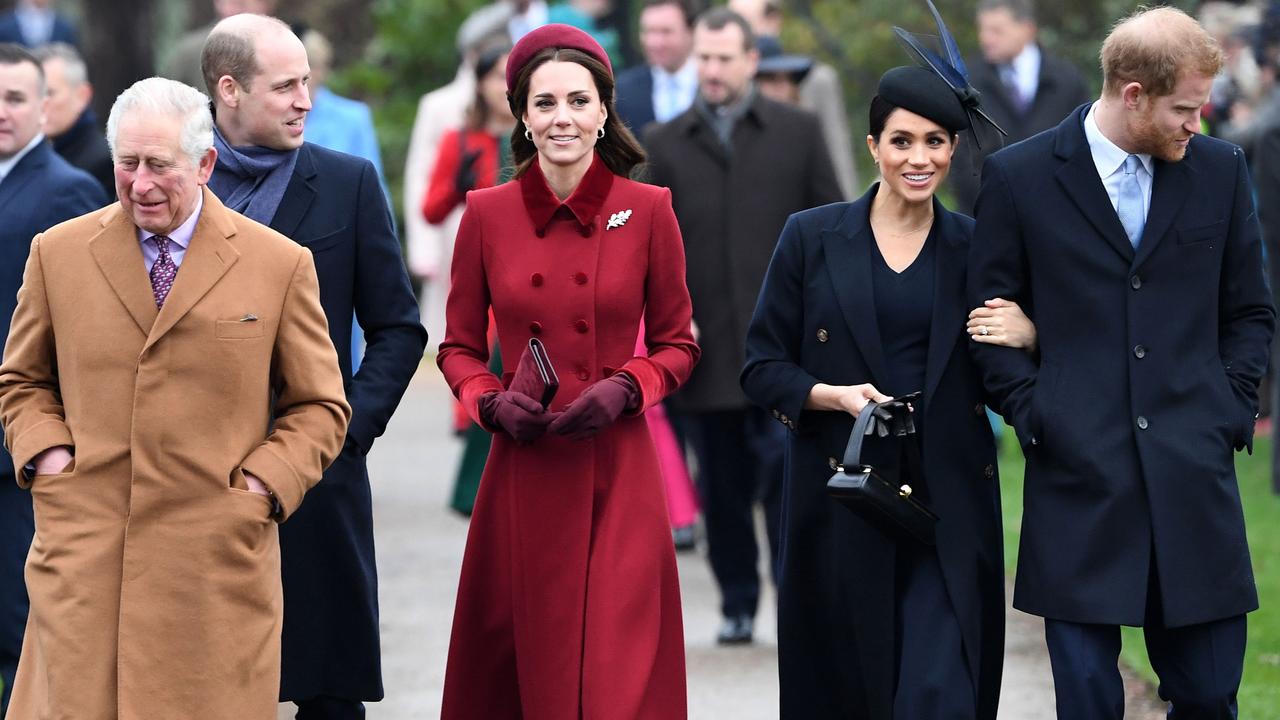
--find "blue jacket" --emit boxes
[0,10,77,47]
[238,142,426,701]
[970,104,1275,628]
[742,187,1004,719]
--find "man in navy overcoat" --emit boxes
[0,43,105,713]
[969,8,1274,718]
[202,16,426,719]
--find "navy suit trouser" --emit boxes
[686,407,784,619]
[1044,573,1246,720]
[294,696,366,719]
[0,469,32,713]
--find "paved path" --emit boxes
[281,367,1164,719]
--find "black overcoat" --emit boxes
[969,105,1275,628]
[949,48,1090,214]
[646,93,843,413]
[263,143,428,701]
[742,187,1004,719]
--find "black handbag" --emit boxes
[825,393,939,545]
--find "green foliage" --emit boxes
[1000,433,1280,717]
[327,0,491,215]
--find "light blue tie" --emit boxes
[1117,154,1145,248]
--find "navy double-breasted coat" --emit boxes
[742,187,1005,719]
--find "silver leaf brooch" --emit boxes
[606,209,633,230]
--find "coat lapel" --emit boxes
[269,143,317,240]
[1052,107,1135,264]
[89,204,159,336]
[142,189,241,353]
[822,190,891,389]
[1133,154,1192,268]
[922,204,966,408]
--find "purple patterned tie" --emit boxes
[150,235,177,308]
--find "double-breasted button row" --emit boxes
[1130,275,1142,290]
[529,321,542,334]
[770,408,796,430]
[1133,345,1146,359]
[575,367,590,381]
[828,457,843,471]
[532,272,590,287]
[1137,416,1149,430]
[574,319,590,333]
[816,328,829,343]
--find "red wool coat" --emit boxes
[437,154,699,719]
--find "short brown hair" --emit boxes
[1100,6,1223,97]
[507,47,646,179]
[201,15,293,98]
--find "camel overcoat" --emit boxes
[0,188,351,720]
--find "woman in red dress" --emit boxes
[437,24,699,720]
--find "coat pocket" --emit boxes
[216,319,265,339]
[1176,220,1226,245]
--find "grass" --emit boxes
[998,432,1280,718]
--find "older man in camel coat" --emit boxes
[0,76,349,719]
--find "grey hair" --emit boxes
[32,42,87,87]
[106,77,215,168]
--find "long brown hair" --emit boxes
[507,47,646,179]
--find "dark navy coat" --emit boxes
[969,104,1275,628]
[0,10,77,47]
[614,64,656,135]
[259,143,427,702]
[742,187,1004,719]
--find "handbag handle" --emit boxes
[839,400,884,470]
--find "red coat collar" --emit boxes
[520,153,615,237]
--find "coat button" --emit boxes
[974,403,984,416]
[828,457,839,470]
[574,319,590,333]
[984,464,995,479]
[1130,275,1142,290]
[816,328,829,343]
[1134,345,1146,359]
[576,368,590,381]
[574,272,588,285]
[529,321,542,335]
[531,273,545,287]
[1137,416,1149,430]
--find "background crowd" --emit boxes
[3,0,1280,717]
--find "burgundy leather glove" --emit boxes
[479,391,554,444]
[548,375,639,441]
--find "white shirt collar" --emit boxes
[0,133,45,184]
[138,190,204,250]
[1011,43,1041,84]
[1084,102,1153,179]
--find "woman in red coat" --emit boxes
[437,24,699,720]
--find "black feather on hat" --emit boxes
[891,0,1007,149]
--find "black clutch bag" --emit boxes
[825,392,939,545]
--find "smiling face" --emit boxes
[0,60,45,160]
[521,59,606,173]
[113,111,216,235]
[866,108,955,203]
[1125,71,1213,162]
[219,27,311,150]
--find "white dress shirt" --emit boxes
[651,58,697,123]
[138,192,203,271]
[1006,43,1042,107]
[1084,102,1154,221]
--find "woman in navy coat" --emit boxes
[742,66,1035,719]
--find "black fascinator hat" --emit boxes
[892,0,1006,151]
[877,66,969,134]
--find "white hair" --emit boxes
[106,77,215,168]
[33,42,87,87]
